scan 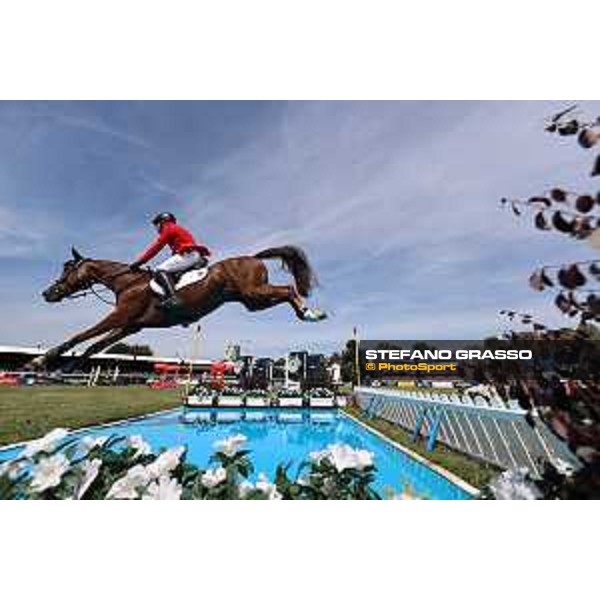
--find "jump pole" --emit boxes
[353,326,361,388]
[185,324,202,398]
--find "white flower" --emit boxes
[238,475,282,500]
[311,444,374,472]
[30,454,70,492]
[0,459,25,480]
[127,435,152,458]
[21,428,69,459]
[309,449,329,463]
[142,475,182,500]
[201,467,227,488]
[489,468,542,500]
[551,457,575,477]
[75,459,102,499]
[255,473,282,500]
[146,446,185,479]
[106,446,185,499]
[106,465,151,499]
[330,445,373,471]
[239,480,255,498]
[80,436,108,451]
[213,434,247,457]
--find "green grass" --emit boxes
[0,385,181,446]
[344,405,500,489]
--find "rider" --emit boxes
[129,212,210,309]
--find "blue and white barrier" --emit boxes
[354,386,576,476]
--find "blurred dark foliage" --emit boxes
[493,109,600,497]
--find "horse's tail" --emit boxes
[254,245,317,297]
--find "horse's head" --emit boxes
[42,247,95,303]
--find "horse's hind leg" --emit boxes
[242,284,307,320]
[239,259,325,321]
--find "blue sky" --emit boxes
[1,100,599,359]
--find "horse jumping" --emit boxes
[34,245,326,370]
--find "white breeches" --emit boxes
[156,251,202,273]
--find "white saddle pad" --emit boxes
[149,268,209,296]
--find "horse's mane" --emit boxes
[85,259,151,286]
[89,258,129,269]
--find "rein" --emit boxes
[66,284,117,306]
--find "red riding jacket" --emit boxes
[136,221,211,264]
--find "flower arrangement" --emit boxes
[275,388,305,408]
[185,385,215,407]
[9,427,580,500]
[217,385,246,407]
[218,386,245,397]
[482,457,592,500]
[308,387,335,398]
[189,385,214,398]
[245,388,270,397]
[276,388,305,399]
[0,429,383,500]
[245,389,272,407]
[483,467,542,500]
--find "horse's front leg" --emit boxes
[31,311,131,369]
[61,325,142,373]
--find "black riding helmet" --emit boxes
[151,212,177,227]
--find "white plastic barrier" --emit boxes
[355,386,576,476]
[186,395,213,407]
[218,396,244,407]
[309,396,335,408]
[278,396,304,408]
[246,396,269,408]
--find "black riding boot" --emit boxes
[155,271,181,309]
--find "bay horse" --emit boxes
[33,245,326,370]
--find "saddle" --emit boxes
[148,258,209,297]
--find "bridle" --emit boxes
[60,262,147,307]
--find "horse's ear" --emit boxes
[71,247,84,261]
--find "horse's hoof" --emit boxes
[302,308,327,322]
[28,356,47,370]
